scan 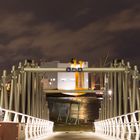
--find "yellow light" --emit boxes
[62,92,87,96]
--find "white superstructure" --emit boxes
[40,60,89,93]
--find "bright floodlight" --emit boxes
[108,90,112,96]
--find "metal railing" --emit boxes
[0,108,54,140]
[94,110,140,140]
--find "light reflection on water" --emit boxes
[48,97,99,121]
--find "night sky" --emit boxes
[0,0,140,71]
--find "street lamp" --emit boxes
[108,90,112,96]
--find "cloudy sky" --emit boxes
[0,0,140,71]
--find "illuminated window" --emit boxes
[61,78,66,81]
[70,78,75,81]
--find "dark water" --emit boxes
[47,96,100,122]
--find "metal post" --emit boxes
[107,94,110,119]
[16,74,21,112]
[21,66,26,114]
[31,72,35,116]
[0,83,4,108]
[102,99,105,120]
[136,81,140,109]
[113,60,117,117]
[104,79,106,119]
[27,70,31,115]
[109,63,113,118]
[36,73,39,117]
[75,103,80,125]
[99,108,101,120]
[100,101,103,120]
[118,62,122,116]
[104,73,108,119]
[12,66,18,112]
[17,62,22,112]
[136,79,140,123]
[34,73,37,117]
[132,66,137,112]
[31,60,35,116]
[106,73,110,119]
[38,75,42,118]
[127,62,133,113]
[46,101,49,120]
[2,70,8,109]
[135,66,139,110]
[66,103,72,123]
[128,78,132,113]
[10,66,16,111]
[17,72,21,112]
[124,69,128,114]
[107,81,110,118]
[9,79,14,110]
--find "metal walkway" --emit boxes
[34,132,117,140]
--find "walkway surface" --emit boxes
[36,132,117,140]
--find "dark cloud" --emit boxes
[0,0,140,72]
[0,0,138,27]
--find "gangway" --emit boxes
[0,59,139,140]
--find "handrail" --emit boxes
[0,108,54,140]
[94,110,140,140]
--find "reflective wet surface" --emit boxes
[48,96,100,122]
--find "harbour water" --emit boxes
[47,96,100,122]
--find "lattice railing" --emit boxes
[0,108,54,140]
[94,110,140,140]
